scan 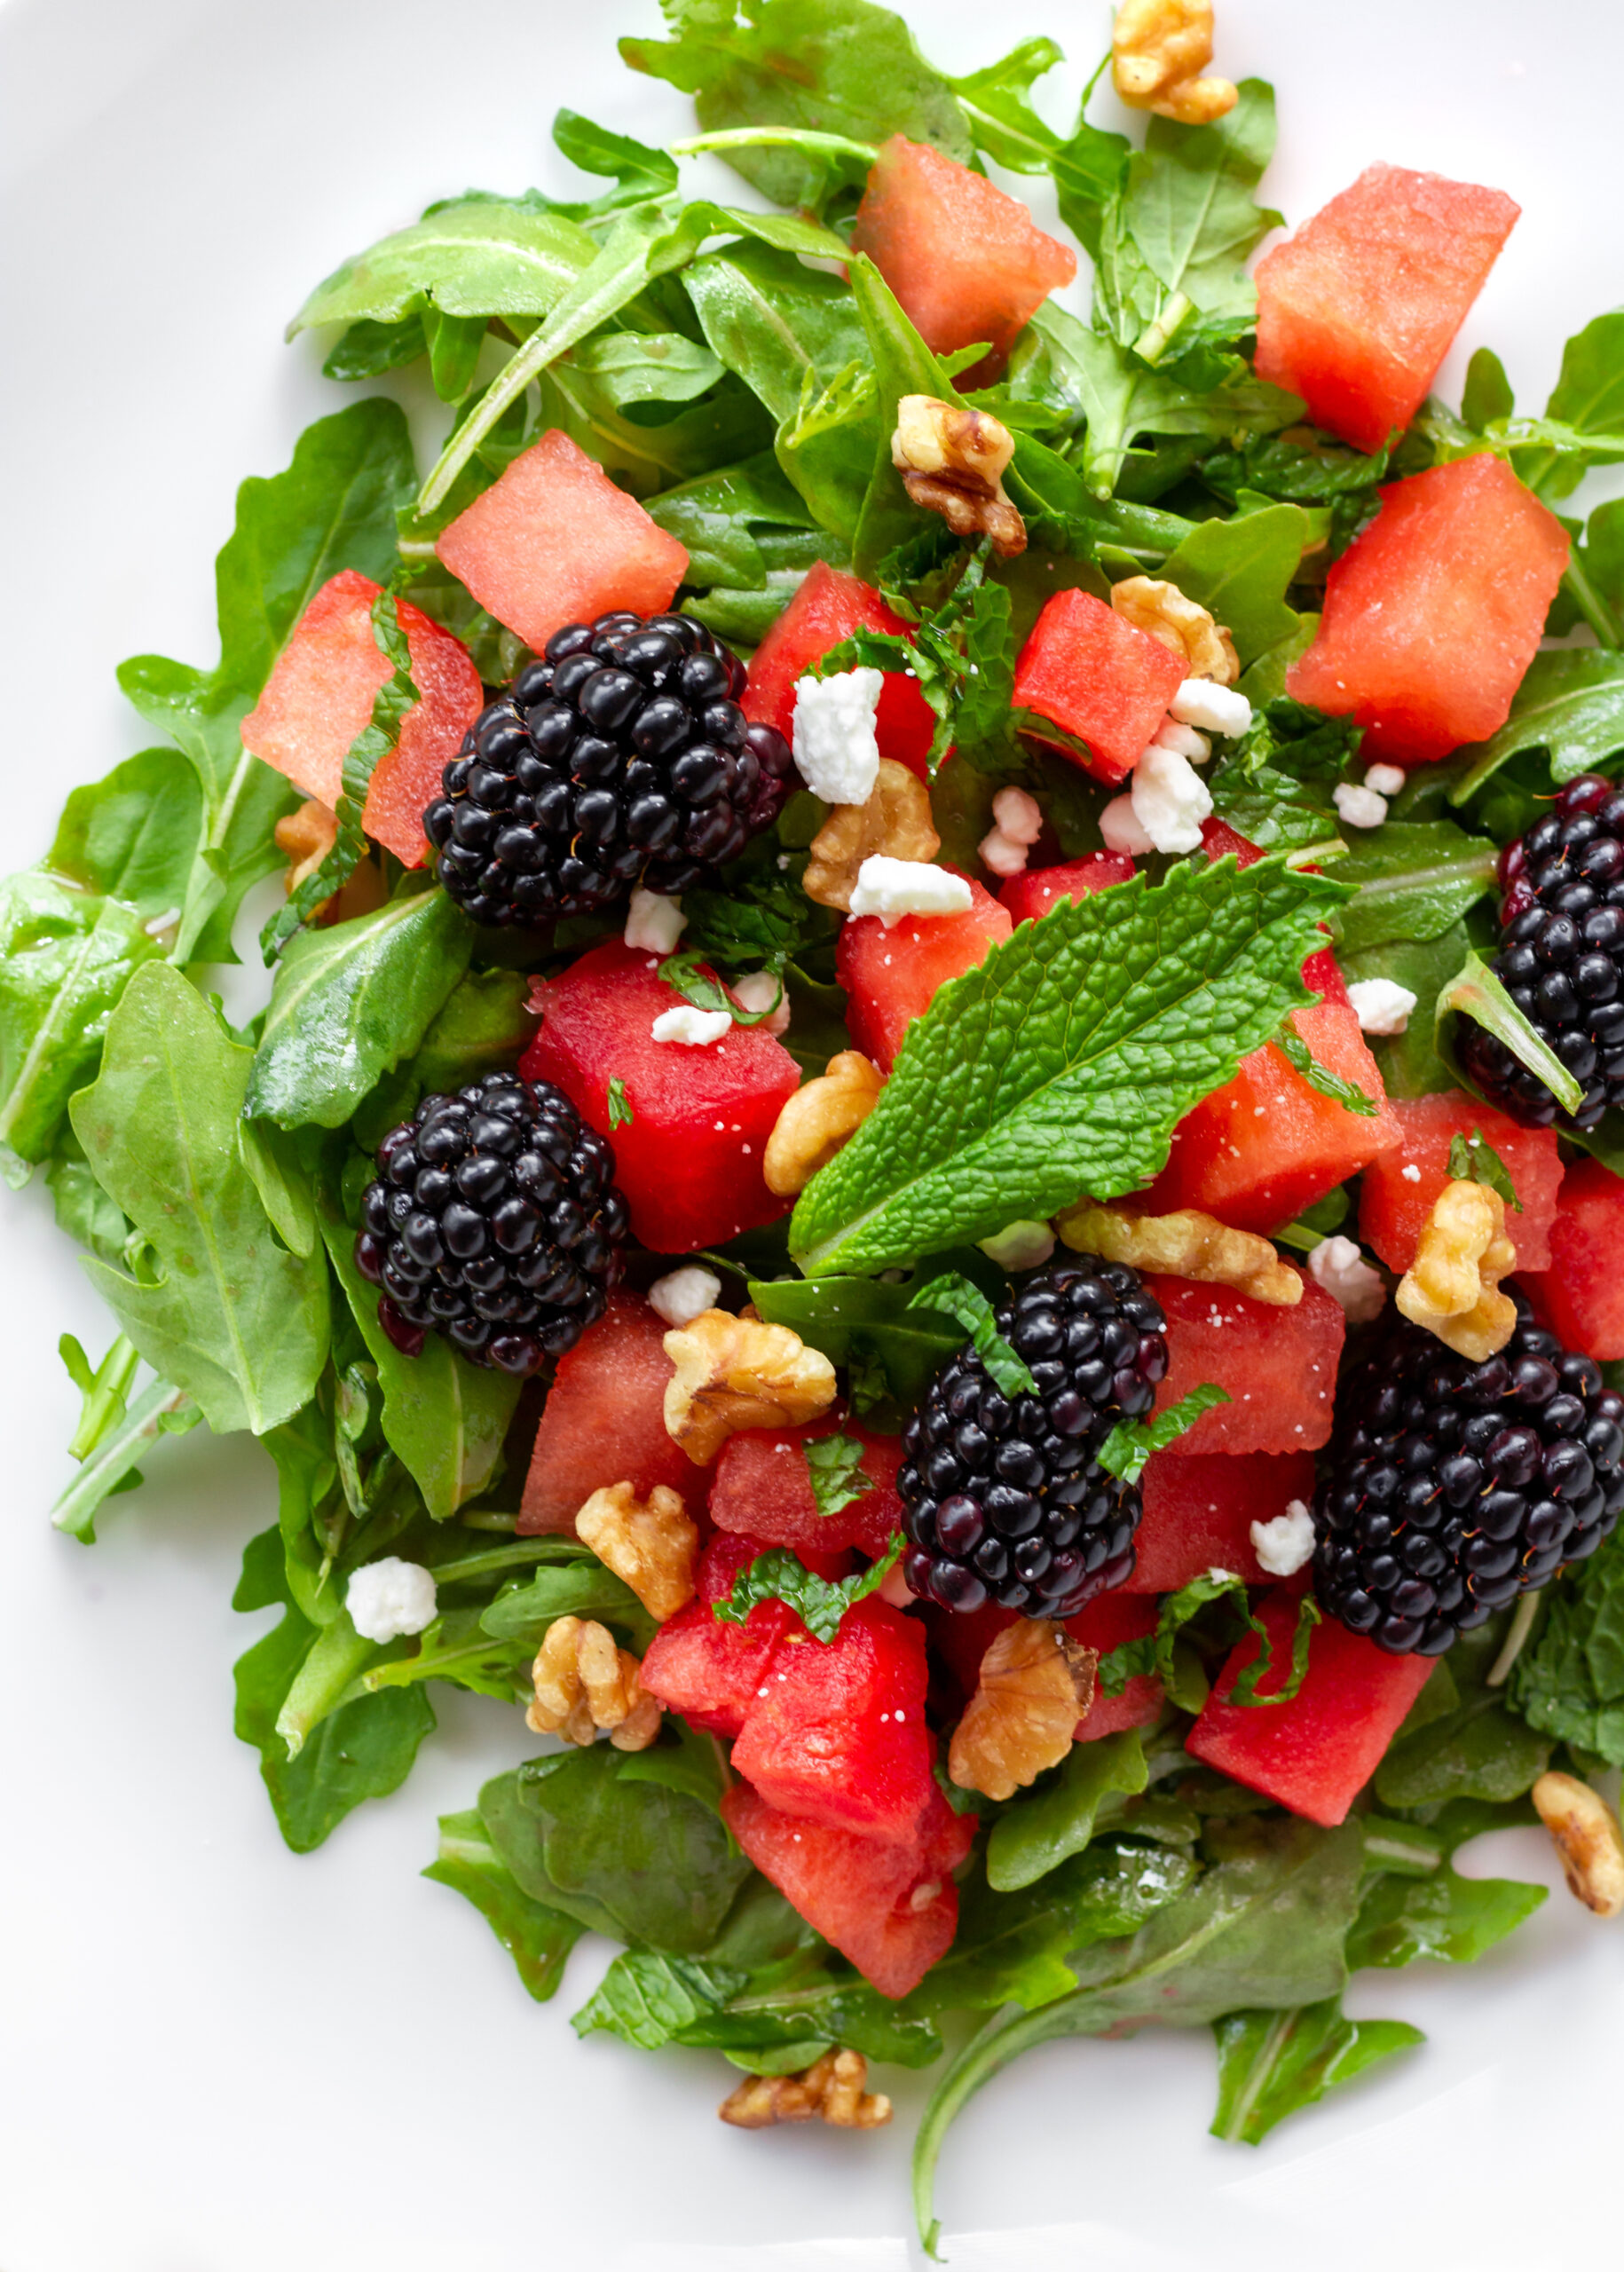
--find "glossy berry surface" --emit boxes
[897,1258,1169,1618]
[1314,1292,1624,1655]
[423,610,796,927]
[354,1073,628,1376]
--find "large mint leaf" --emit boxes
[1511,1527,1624,1762]
[791,857,1345,1275]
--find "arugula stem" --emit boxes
[670,128,878,162]
[1486,1589,1543,1687]
[430,1539,587,1587]
[51,1377,193,1542]
[1560,556,1621,650]
[1136,290,1193,368]
[67,1333,140,1461]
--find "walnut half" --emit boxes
[1058,1200,1302,1306]
[1113,0,1239,126]
[763,1051,885,1197]
[1396,1179,1518,1361]
[663,1309,837,1465]
[525,1616,661,1751]
[574,1480,698,1622]
[949,1617,1097,1802]
[804,758,940,914]
[1111,576,1239,685]
[719,2048,893,2130]
[1533,1771,1624,1918]
[892,395,1026,558]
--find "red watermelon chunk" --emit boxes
[521,940,800,1253]
[850,135,1076,380]
[999,853,1136,926]
[1187,1587,1436,1826]
[1013,590,1186,785]
[640,1534,803,1737]
[1066,1591,1164,1739]
[1144,1270,1345,1456]
[710,1416,903,1561]
[435,429,689,653]
[517,1291,699,1534]
[1201,816,1264,869]
[837,873,1012,1073]
[721,1780,973,2000]
[1255,164,1520,454]
[1123,1450,1319,1593]
[1288,457,1570,766]
[742,561,935,778]
[1360,1090,1563,1276]
[1522,1157,1624,1360]
[240,568,483,865]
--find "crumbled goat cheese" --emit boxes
[979,785,1045,879]
[1251,1500,1316,1578]
[1100,795,1155,855]
[1307,1235,1387,1324]
[1347,977,1417,1035]
[790,667,884,806]
[1170,678,1253,738]
[1149,717,1211,764]
[1131,739,1212,855]
[347,1558,438,1644]
[651,1005,732,1045]
[648,1265,722,1328]
[1363,762,1407,798]
[624,887,685,954]
[979,1219,1056,1270]
[1401,1163,1422,1182]
[730,970,791,1035]
[847,856,973,927]
[1334,781,1388,830]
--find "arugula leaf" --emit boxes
[572,1951,746,2049]
[549,107,682,217]
[1202,427,1390,511]
[51,1373,197,1542]
[1350,1798,1546,1968]
[645,452,828,593]
[984,1732,1150,1893]
[46,746,203,919]
[1342,921,1471,1103]
[1099,1568,1319,1709]
[803,1432,869,1519]
[1374,1662,1550,1809]
[1515,310,1624,503]
[713,1535,903,1644]
[1098,1384,1230,1485]
[44,1129,131,1265]
[1210,2000,1423,2144]
[682,241,868,427]
[847,253,970,580]
[1450,649,1624,803]
[1332,820,1499,957]
[1447,1128,1522,1210]
[750,1271,966,1404]
[791,856,1346,1275]
[290,198,595,335]
[478,1559,651,1650]
[424,1810,584,2001]
[1512,1527,1624,1763]
[1436,948,1584,1121]
[909,1269,1036,1395]
[1155,501,1308,667]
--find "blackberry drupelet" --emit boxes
[1314,1291,1624,1656]
[354,1072,629,1376]
[1458,773,1624,1131]
[897,1258,1170,1619]
[424,611,796,927]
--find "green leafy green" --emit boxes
[1156,501,1309,667]
[1210,2000,1423,2144]
[750,1271,967,1404]
[1099,1569,1319,1710]
[1450,650,1624,804]
[290,198,595,335]
[803,1432,869,1519]
[1350,1800,1546,1968]
[908,1268,1036,1395]
[713,1534,903,1644]
[1333,821,1499,958]
[1274,1026,1379,1118]
[478,1558,651,1651]
[1374,1650,1551,1808]
[425,1810,585,2000]
[1447,1128,1521,1210]
[46,746,203,920]
[1098,1384,1231,1484]
[51,1374,197,1542]
[682,241,868,427]
[1436,948,1584,1120]
[985,1732,1150,1893]
[1343,921,1471,1102]
[572,1951,746,2049]
[1512,1529,1624,1763]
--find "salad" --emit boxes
[12,0,1624,2247]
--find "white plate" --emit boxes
[1,2,1619,2265]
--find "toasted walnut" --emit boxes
[719,2048,893,2130]
[574,1480,698,1622]
[1396,1179,1518,1361]
[763,1051,885,1198]
[892,394,1026,558]
[274,800,338,893]
[949,1618,1097,1802]
[1111,576,1240,685]
[1057,1200,1303,1306]
[1112,0,1239,125]
[525,1615,661,1751]
[805,758,939,914]
[663,1309,838,1465]
[1532,1771,1624,1918]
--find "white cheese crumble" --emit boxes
[1100,795,1155,856]
[1307,1234,1387,1324]
[623,887,685,954]
[1364,762,1407,798]
[648,1265,722,1328]
[731,970,791,1035]
[1149,717,1212,765]
[1170,678,1253,738]
[979,784,1045,877]
[1401,1163,1422,1182]
[978,1219,1056,1270]
[847,856,973,927]
[790,666,884,806]
[1131,739,1212,855]
[1334,781,1388,831]
[347,1558,438,1643]
[650,1005,732,1045]
[1347,976,1417,1035]
[1250,1500,1316,1578]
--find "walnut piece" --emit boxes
[525,1615,661,1751]
[805,757,940,914]
[1112,0,1239,125]
[1532,1771,1624,1918]
[1057,1200,1303,1306]
[574,1480,698,1622]
[1111,575,1240,685]
[763,1051,885,1198]
[663,1309,838,1465]
[1395,1179,1518,1361]
[274,799,338,893]
[719,2048,893,2130]
[949,1618,1097,1802]
[891,394,1026,558]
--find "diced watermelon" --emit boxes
[1254,164,1520,454]
[999,853,1136,927]
[1187,1588,1436,1826]
[850,135,1076,380]
[1123,1450,1319,1593]
[837,873,1012,1073]
[1360,1090,1563,1276]
[1521,1157,1624,1360]
[1012,590,1186,785]
[517,1291,699,1534]
[721,1780,973,1999]
[729,1598,934,1844]
[1288,458,1570,766]
[741,561,935,777]
[1066,1590,1164,1738]
[1201,816,1264,869]
[521,940,800,1252]
[640,1534,802,1737]
[435,429,689,653]
[1144,1270,1346,1456]
[240,568,483,865]
[710,1416,903,1560]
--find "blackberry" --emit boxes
[897,1258,1170,1618]
[1459,773,1624,1131]
[424,611,796,927]
[1314,1292,1624,1656]
[354,1072,629,1376]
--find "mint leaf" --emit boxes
[1447,1128,1522,1211]
[1274,1027,1379,1117]
[658,948,783,1026]
[607,1077,635,1130]
[803,1432,869,1519]
[1098,1384,1230,1485]
[1511,1528,1624,1763]
[790,856,1346,1276]
[909,1269,1037,1395]
[713,1534,904,1645]
[1099,1568,1319,1709]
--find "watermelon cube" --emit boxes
[742,561,935,777]
[640,1535,803,1737]
[999,853,1136,927]
[1123,1450,1319,1593]
[721,1780,973,2000]
[1255,164,1520,454]
[1201,816,1264,869]
[1012,590,1187,785]
[710,1416,903,1561]
[517,1291,700,1534]
[1360,1090,1563,1276]
[1522,1157,1624,1360]
[850,135,1076,380]
[240,568,483,865]
[837,872,1012,1073]
[1288,457,1570,766]
[521,940,800,1252]
[1143,1270,1346,1456]
[1186,1587,1435,1826]
[435,429,690,654]
[1066,1590,1164,1739]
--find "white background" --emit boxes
[1,3,1620,2267]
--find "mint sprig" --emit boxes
[712,1534,904,1645]
[658,948,784,1026]
[1099,1568,1320,1710]
[606,1077,635,1130]
[803,1432,869,1519]
[908,1269,1037,1396]
[1098,1384,1230,1485]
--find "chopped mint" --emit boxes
[658,948,784,1026]
[1097,1384,1229,1486]
[802,1432,870,1519]
[1447,1128,1521,1210]
[1274,1027,1379,1117]
[713,1534,904,1645]
[908,1269,1037,1396]
[606,1077,635,1130]
[1099,1568,1320,1710]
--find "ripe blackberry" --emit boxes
[424,611,796,927]
[1458,773,1624,1131]
[897,1258,1170,1618]
[1314,1292,1624,1656]
[354,1072,629,1376]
